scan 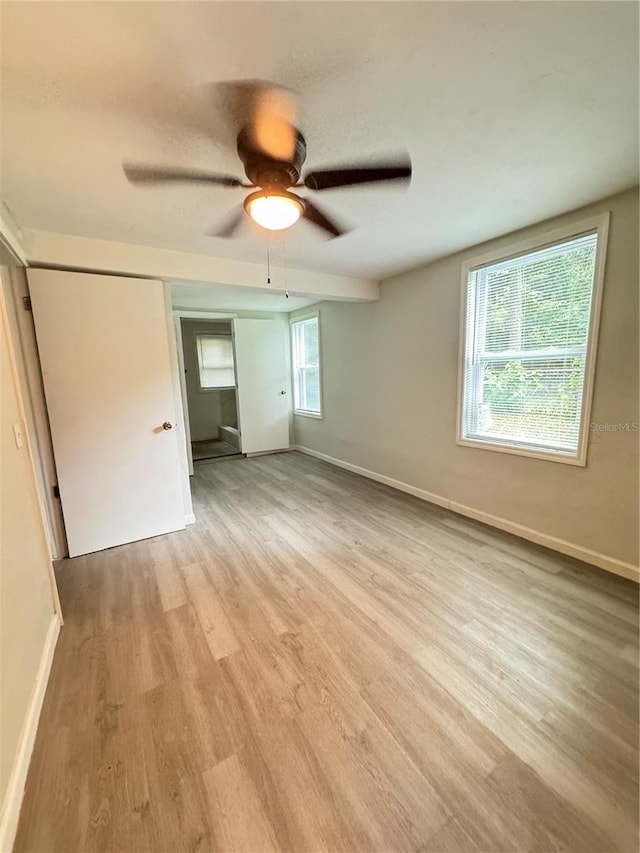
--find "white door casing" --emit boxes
[233,318,290,455]
[27,269,185,557]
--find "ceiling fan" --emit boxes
[123,80,411,239]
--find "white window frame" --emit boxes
[290,311,323,419]
[456,213,610,467]
[194,331,236,392]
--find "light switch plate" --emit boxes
[13,422,24,449]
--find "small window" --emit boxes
[196,334,235,390]
[458,217,608,464]
[291,315,322,416]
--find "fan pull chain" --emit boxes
[282,233,289,299]
[266,238,271,286]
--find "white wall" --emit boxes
[293,188,639,574]
[0,274,59,845]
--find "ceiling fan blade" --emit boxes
[253,83,298,162]
[208,207,245,239]
[124,163,246,187]
[303,200,346,238]
[213,79,298,161]
[304,162,411,191]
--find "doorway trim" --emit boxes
[172,310,238,475]
[0,272,63,617]
[3,267,68,560]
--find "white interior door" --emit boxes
[233,318,290,454]
[27,269,186,557]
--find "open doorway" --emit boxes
[174,304,292,476]
[180,318,243,463]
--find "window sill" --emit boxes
[294,409,323,420]
[198,385,236,393]
[456,435,586,466]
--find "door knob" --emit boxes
[162,421,173,430]
[280,390,287,395]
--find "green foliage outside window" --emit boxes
[477,244,595,444]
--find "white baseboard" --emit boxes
[0,614,61,852]
[292,445,639,583]
[245,447,291,458]
[184,512,196,526]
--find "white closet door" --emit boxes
[28,269,185,557]
[233,319,290,454]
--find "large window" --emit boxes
[291,315,322,416]
[458,216,608,464]
[196,334,235,390]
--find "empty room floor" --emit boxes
[15,452,639,852]
[191,439,240,461]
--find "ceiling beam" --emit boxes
[24,230,379,302]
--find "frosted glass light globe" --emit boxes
[245,192,303,231]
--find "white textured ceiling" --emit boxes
[171,281,317,313]
[1,1,638,279]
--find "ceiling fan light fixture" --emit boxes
[244,190,304,231]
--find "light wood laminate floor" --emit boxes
[191,439,241,462]
[15,451,639,852]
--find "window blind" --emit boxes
[291,317,321,414]
[196,334,235,389]
[461,231,598,455]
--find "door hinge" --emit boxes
[22,295,32,312]
[53,484,60,498]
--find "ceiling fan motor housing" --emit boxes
[237,126,307,190]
